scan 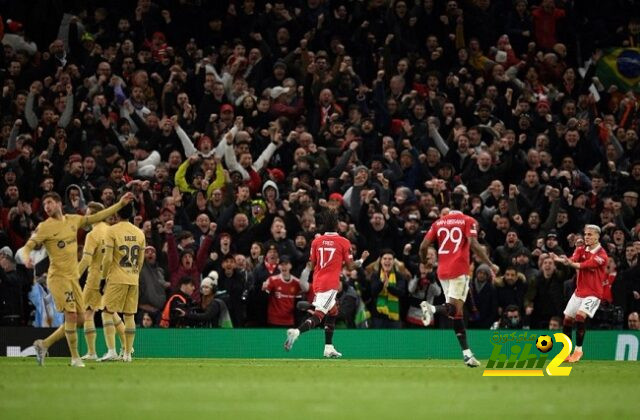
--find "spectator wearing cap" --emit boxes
[397,140,422,191]
[214,253,249,327]
[138,245,170,322]
[262,255,308,327]
[512,247,539,281]
[259,59,288,92]
[269,85,304,119]
[396,212,423,267]
[165,219,215,303]
[621,191,639,226]
[541,229,565,256]
[0,245,30,325]
[247,241,281,326]
[343,165,378,223]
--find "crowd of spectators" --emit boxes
[0,0,639,331]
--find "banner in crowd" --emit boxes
[596,48,640,92]
[2,328,638,360]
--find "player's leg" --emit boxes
[285,290,336,351]
[64,310,85,367]
[420,279,457,325]
[323,304,341,358]
[35,278,84,367]
[423,276,478,367]
[82,286,100,359]
[121,286,138,362]
[568,297,600,363]
[82,308,97,360]
[562,315,574,341]
[122,313,136,362]
[450,298,479,367]
[99,282,123,361]
[33,326,65,366]
[562,293,581,361]
[113,312,126,356]
[99,311,119,361]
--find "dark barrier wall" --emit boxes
[2,328,639,360]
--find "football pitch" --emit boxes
[0,358,636,419]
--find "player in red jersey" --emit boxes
[419,193,499,367]
[551,224,608,363]
[284,211,367,358]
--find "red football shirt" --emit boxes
[602,273,615,303]
[425,211,477,280]
[265,274,303,326]
[310,233,353,292]
[570,245,608,299]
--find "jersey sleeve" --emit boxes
[570,247,584,262]
[83,231,99,257]
[101,228,116,278]
[309,239,318,265]
[23,223,48,256]
[342,238,353,264]
[580,250,608,269]
[78,231,98,277]
[265,276,274,292]
[81,201,124,227]
[137,233,146,273]
[466,216,478,238]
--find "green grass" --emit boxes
[0,358,636,419]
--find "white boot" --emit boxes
[323,345,342,358]
[420,301,435,326]
[97,349,119,362]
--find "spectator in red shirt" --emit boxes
[532,0,565,51]
[262,255,308,327]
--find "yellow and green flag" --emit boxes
[596,48,640,92]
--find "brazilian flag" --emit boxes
[596,48,640,92]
